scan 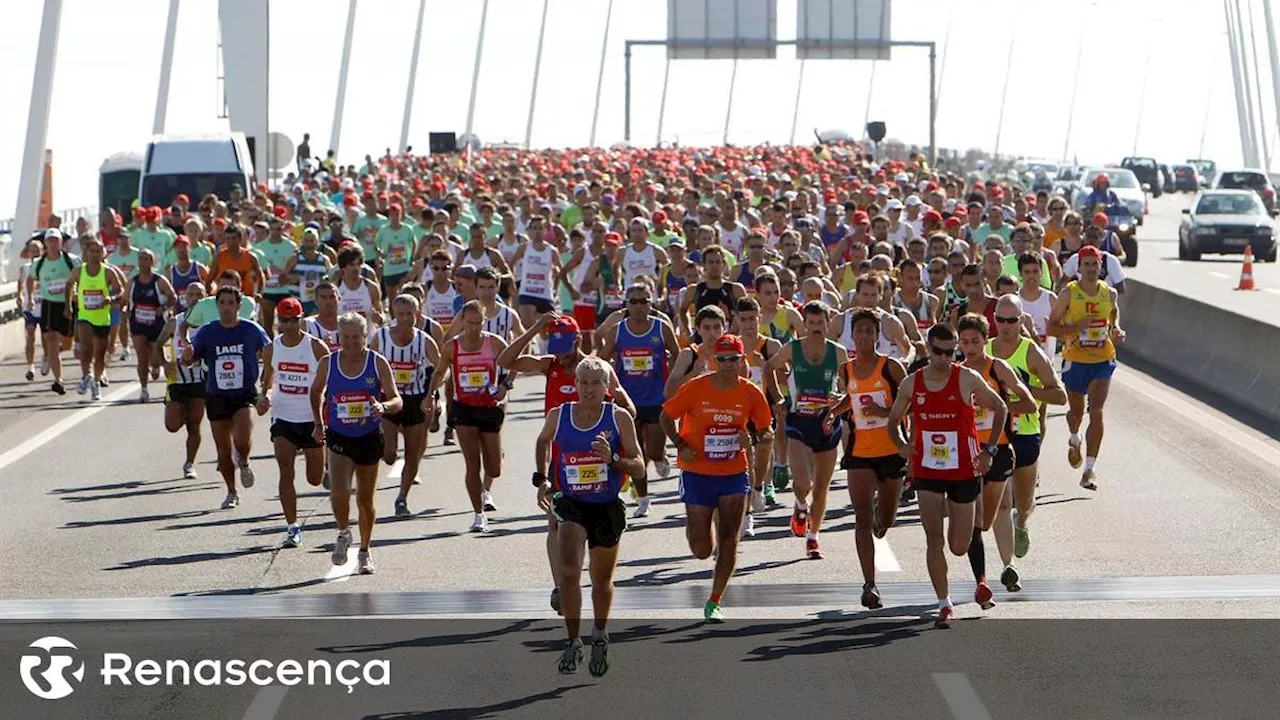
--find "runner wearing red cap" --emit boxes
[661,333,773,623]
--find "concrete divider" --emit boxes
[1120,278,1280,421]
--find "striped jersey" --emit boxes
[375,325,432,396]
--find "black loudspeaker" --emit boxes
[866,122,886,143]
[429,132,458,154]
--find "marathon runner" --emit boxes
[535,356,645,676]
[124,249,176,402]
[310,313,403,574]
[157,284,208,479]
[1047,246,1125,491]
[258,217,299,336]
[28,230,79,394]
[282,228,332,315]
[66,237,125,401]
[732,296,784,534]
[335,244,384,331]
[182,285,272,509]
[988,294,1067,588]
[429,300,512,532]
[17,239,48,382]
[599,283,679,501]
[258,297,328,548]
[661,334,773,622]
[764,301,848,559]
[164,235,208,312]
[372,294,441,517]
[887,323,1008,628]
[827,308,908,609]
[107,226,140,363]
[834,274,914,362]
[510,221,563,346]
[206,222,265,299]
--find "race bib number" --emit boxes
[974,405,994,432]
[749,365,764,387]
[340,298,365,314]
[459,367,490,391]
[922,431,960,471]
[703,426,741,461]
[604,288,624,310]
[134,304,159,324]
[47,279,67,295]
[794,392,828,416]
[1079,320,1108,348]
[852,392,890,430]
[391,360,416,390]
[276,361,311,395]
[563,451,607,488]
[389,246,407,264]
[300,277,318,302]
[621,348,653,375]
[83,290,106,310]
[336,400,369,421]
[215,355,245,391]
[265,269,282,289]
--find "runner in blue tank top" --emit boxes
[310,312,403,576]
[535,356,645,678]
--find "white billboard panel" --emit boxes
[797,0,892,60]
[667,0,777,59]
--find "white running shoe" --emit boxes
[283,525,302,548]
[751,488,766,514]
[357,550,375,575]
[742,513,756,538]
[482,490,497,512]
[90,380,101,401]
[182,462,197,479]
[331,530,352,565]
[119,347,130,362]
[470,513,488,533]
[654,459,671,478]
[25,365,34,381]
[220,492,239,509]
[77,375,90,395]
[632,496,651,518]
[40,359,50,376]
[239,462,255,489]
[139,387,150,403]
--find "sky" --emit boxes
[0,0,1267,216]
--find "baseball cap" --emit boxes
[1078,245,1102,261]
[923,210,943,223]
[172,234,190,246]
[43,228,61,240]
[546,316,580,355]
[1092,212,1109,226]
[712,334,745,358]
[652,210,668,224]
[886,199,904,211]
[604,232,623,246]
[454,264,478,279]
[905,195,922,207]
[944,216,962,229]
[276,297,304,318]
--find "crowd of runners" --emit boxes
[15,141,1127,676]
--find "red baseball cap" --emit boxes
[944,216,962,229]
[174,194,190,205]
[172,234,190,245]
[712,334,745,357]
[1078,245,1102,260]
[1092,212,1109,226]
[604,232,623,246]
[653,210,668,224]
[276,297,304,318]
[852,211,870,225]
[923,210,943,222]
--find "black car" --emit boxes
[1178,189,1277,261]
[1172,164,1199,192]
[1120,156,1163,198]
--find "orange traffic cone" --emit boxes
[1236,244,1256,291]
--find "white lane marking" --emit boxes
[874,536,901,572]
[1115,369,1280,467]
[240,685,289,720]
[932,673,993,720]
[1263,287,1280,295]
[1208,271,1231,279]
[0,381,139,474]
[324,549,356,583]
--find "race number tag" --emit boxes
[389,246,407,264]
[853,392,890,430]
[83,290,106,310]
[794,392,828,416]
[390,360,416,390]
[300,277,318,302]
[134,304,159,324]
[1079,320,1108,348]
[265,269,281,289]
[749,365,764,387]
[47,279,67,295]
[703,426,741,461]
[215,356,245,391]
[621,348,653,374]
[459,367,490,390]
[335,392,372,422]
[563,451,607,488]
[922,431,960,471]
[974,405,994,432]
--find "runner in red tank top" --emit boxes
[495,311,634,616]
[888,322,1007,629]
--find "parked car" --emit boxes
[1211,169,1276,212]
[1178,189,1277,261]
[1172,164,1200,192]
[1120,157,1163,197]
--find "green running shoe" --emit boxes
[704,599,725,623]
[762,482,777,506]
[772,465,791,492]
[1013,509,1030,558]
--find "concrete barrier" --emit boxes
[1120,278,1280,421]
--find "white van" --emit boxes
[99,151,142,220]
[138,132,255,208]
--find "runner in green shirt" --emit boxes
[257,218,300,335]
[375,204,417,298]
[132,208,177,262]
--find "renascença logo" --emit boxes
[20,636,86,700]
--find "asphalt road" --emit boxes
[1129,193,1280,325]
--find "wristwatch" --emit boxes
[983,444,999,458]
[610,452,622,465]
[531,471,547,487]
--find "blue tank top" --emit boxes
[325,350,382,437]
[169,263,201,307]
[552,401,624,503]
[614,318,666,407]
[735,262,757,289]
[819,223,848,247]
[130,274,163,327]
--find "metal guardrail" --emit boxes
[0,205,96,285]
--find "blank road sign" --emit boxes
[797,0,892,60]
[667,0,778,59]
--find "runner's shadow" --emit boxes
[616,558,802,587]
[62,509,212,529]
[739,614,936,660]
[522,621,706,653]
[163,512,281,530]
[171,577,332,596]
[1033,496,1091,508]
[367,684,592,720]
[317,619,540,654]
[58,483,220,502]
[50,477,183,494]
[105,545,274,570]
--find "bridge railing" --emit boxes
[0,205,97,284]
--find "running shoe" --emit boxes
[394,497,410,517]
[1080,470,1098,491]
[772,465,790,491]
[443,427,456,445]
[357,549,374,575]
[220,492,239,509]
[119,347,130,362]
[860,583,883,610]
[871,494,887,539]
[412,476,422,485]
[975,581,995,610]
[331,530,352,565]
[935,605,954,629]
[470,513,487,533]
[762,482,777,506]
[90,380,101,401]
[900,482,916,505]
[550,587,562,615]
[654,459,671,478]
[283,525,302,548]
[632,496,651,518]
[51,379,65,395]
[1001,564,1022,593]
[703,600,725,623]
[322,470,331,490]
[741,514,756,538]
[1013,510,1030,558]
[589,636,611,678]
[99,376,109,387]
[429,406,441,433]
[77,375,90,395]
[1067,441,1083,469]
[482,491,497,512]
[25,365,34,381]
[41,359,50,376]
[557,639,585,674]
[239,463,255,489]
[806,538,823,560]
[789,505,809,537]
[182,462,197,479]
[750,488,766,514]
[139,387,150,403]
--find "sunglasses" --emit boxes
[628,298,651,305]
[1065,220,1082,226]
[929,344,955,356]
[714,354,743,363]
[749,245,765,251]
[431,265,451,271]
[278,316,301,324]
[995,315,1021,324]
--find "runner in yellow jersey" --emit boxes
[1046,246,1125,491]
